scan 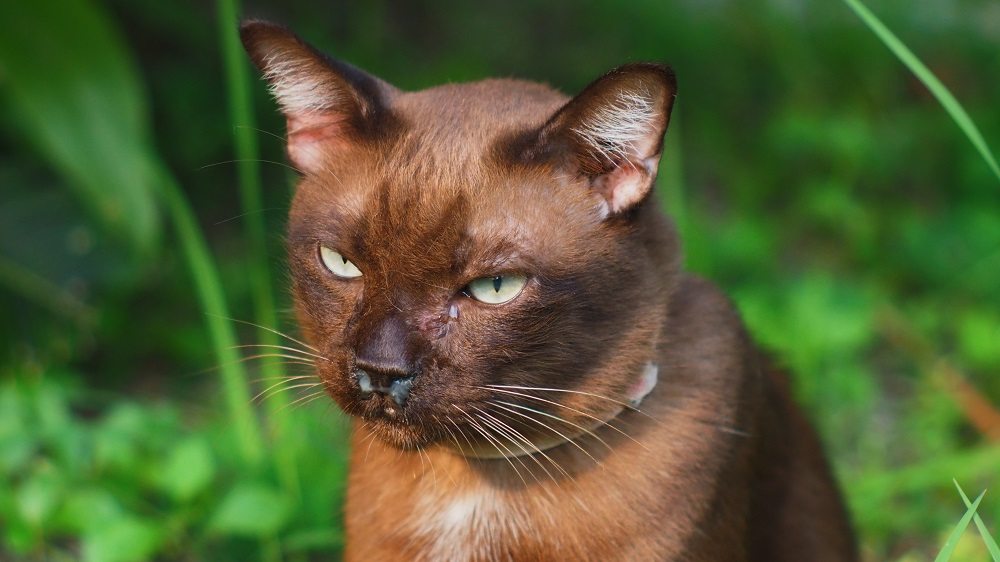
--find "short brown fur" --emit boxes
[241,20,857,561]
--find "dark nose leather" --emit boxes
[354,313,418,405]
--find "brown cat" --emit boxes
[241,20,858,561]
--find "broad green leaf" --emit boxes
[82,515,163,562]
[210,481,290,537]
[955,481,1000,562]
[0,0,160,255]
[16,464,64,527]
[57,487,124,534]
[842,0,1000,185]
[935,489,985,562]
[158,436,215,502]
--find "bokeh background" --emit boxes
[1,0,999,560]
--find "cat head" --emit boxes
[242,21,680,452]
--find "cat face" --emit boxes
[243,21,678,451]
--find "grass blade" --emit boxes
[157,171,263,465]
[954,480,1000,561]
[842,0,1000,184]
[934,488,986,562]
[215,0,289,416]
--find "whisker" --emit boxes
[362,422,379,465]
[473,412,565,506]
[232,344,330,363]
[213,208,285,226]
[198,158,303,175]
[486,383,748,437]
[432,416,467,487]
[253,380,324,404]
[489,401,604,468]
[182,356,314,379]
[230,352,317,365]
[418,446,438,487]
[251,374,319,384]
[474,406,570,485]
[444,417,481,462]
[487,384,638,412]
[454,404,529,489]
[276,390,328,414]
[234,124,286,142]
[485,407,574,482]
[213,315,322,353]
[479,385,647,452]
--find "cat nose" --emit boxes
[353,313,420,405]
[354,367,415,406]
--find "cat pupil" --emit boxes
[493,277,502,292]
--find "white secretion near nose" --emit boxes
[627,362,659,408]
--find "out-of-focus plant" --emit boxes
[0,0,262,464]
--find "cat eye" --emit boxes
[319,245,363,278]
[466,275,527,304]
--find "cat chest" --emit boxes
[409,491,522,562]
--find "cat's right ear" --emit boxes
[240,20,399,173]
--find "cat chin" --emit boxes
[360,418,437,450]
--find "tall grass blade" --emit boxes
[216,0,299,497]
[216,0,289,399]
[934,489,986,562]
[842,0,1000,184]
[954,480,1000,561]
[157,171,263,465]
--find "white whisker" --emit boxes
[489,401,604,468]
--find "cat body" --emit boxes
[241,21,857,561]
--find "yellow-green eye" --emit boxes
[466,275,527,304]
[319,246,362,278]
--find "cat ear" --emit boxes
[534,64,676,216]
[239,20,398,173]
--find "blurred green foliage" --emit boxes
[0,0,999,560]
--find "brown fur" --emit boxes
[241,20,858,561]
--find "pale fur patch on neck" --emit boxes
[262,47,340,114]
[571,89,658,165]
[413,489,526,562]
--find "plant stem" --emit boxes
[216,0,299,498]
[157,169,263,465]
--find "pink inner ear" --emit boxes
[286,114,350,172]
[591,155,661,214]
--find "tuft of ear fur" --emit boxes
[239,20,398,172]
[534,64,676,216]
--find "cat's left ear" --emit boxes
[530,64,676,216]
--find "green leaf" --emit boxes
[16,464,64,527]
[284,527,344,552]
[158,436,215,502]
[954,480,1000,562]
[57,487,124,534]
[82,515,163,562]
[935,488,985,562]
[0,0,160,255]
[841,0,1000,185]
[210,481,290,537]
